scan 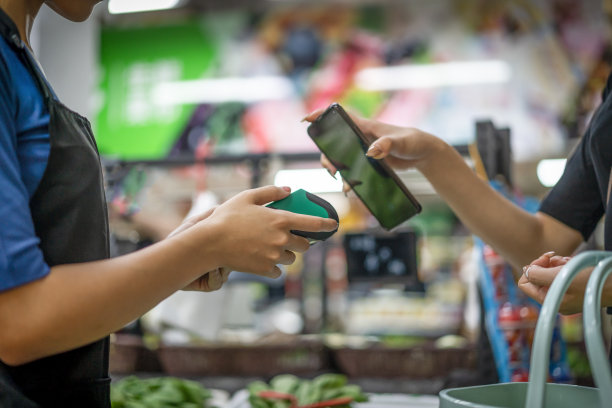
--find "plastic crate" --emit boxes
[157,341,329,376]
[332,343,477,378]
[109,334,162,374]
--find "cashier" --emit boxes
[0,1,337,407]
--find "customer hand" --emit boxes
[200,185,337,278]
[518,252,590,315]
[303,108,443,176]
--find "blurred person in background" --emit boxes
[0,1,337,407]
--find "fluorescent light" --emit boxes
[537,159,566,187]
[152,76,295,105]
[355,60,512,91]
[108,0,181,14]
[274,169,343,194]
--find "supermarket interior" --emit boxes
[20,0,612,406]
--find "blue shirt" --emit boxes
[0,35,51,291]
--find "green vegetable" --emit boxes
[111,376,213,408]
[270,374,300,395]
[247,373,368,407]
[312,374,346,390]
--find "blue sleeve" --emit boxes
[0,42,50,292]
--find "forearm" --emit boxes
[417,142,581,268]
[0,224,220,365]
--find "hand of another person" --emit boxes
[518,252,590,315]
[303,108,444,178]
[199,186,338,278]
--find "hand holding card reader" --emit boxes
[267,189,339,244]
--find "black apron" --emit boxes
[0,9,111,408]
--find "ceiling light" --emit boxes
[355,60,512,91]
[108,0,182,15]
[152,76,295,105]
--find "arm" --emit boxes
[305,110,583,270]
[412,137,583,268]
[0,186,338,365]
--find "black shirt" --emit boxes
[539,72,612,365]
[539,72,612,250]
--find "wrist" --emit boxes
[415,134,452,174]
[175,217,225,274]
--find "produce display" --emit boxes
[247,374,368,408]
[111,376,213,408]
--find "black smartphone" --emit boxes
[307,103,422,230]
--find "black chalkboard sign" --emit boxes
[343,231,423,291]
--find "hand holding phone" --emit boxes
[307,103,422,230]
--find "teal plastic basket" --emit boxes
[440,251,612,408]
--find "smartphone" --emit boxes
[307,103,422,230]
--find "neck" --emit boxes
[0,0,43,48]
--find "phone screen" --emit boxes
[307,103,422,229]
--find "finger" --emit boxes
[366,136,393,160]
[285,234,311,253]
[342,180,351,194]
[245,185,291,206]
[268,265,282,279]
[206,268,223,291]
[549,255,569,267]
[525,264,563,287]
[277,250,297,266]
[302,108,326,122]
[218,267,231,283]
[321,154,338,176]
[280,211,338,232]
[518,279,546,304]
[529,252,555,268]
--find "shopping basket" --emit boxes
[439,250,612,408]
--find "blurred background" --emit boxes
[30,0,612,403]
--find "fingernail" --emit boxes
[544,251,555,256]
[522,266,527,273]
[563,256,571,261]
[366,144,382,158]
[281,186,291,192]
[327,169,337,179]
[301,112,314,122]
[525,266,531,279]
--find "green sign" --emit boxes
[96,21,217,159]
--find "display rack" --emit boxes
[473,121,571,384]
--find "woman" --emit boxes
[0,1,337,406]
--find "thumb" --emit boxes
[245,185,292,206]
[366,136,393,159]
[302,108,326,123]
